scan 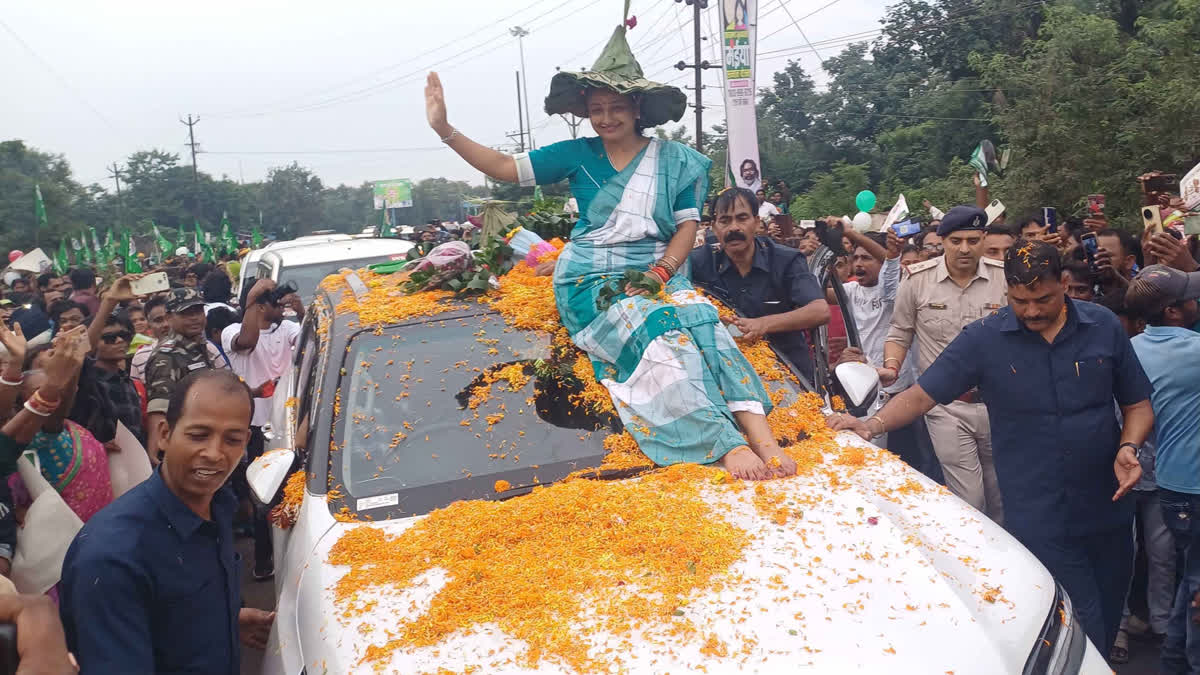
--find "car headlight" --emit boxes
[1023,583,1086,675]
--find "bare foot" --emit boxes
[719,446,770,480]
[750,441,797,478]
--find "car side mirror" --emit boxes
[834,362,880,418]
[246,448,296,505]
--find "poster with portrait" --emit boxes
[721,0,761,194]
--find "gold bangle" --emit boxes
[883,358,901,369]
[867,415,886,435]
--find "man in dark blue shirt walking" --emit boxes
[830,239,1154,655]
[59,369,275,674]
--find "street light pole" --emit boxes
[510,26,535,150]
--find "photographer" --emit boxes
[222,278,302,582]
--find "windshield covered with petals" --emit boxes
[331,311,616,517]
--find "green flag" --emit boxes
[88,227,101,265]
[193,221,204,257]
[151,222,172,258]
[219,212,237,255]
[79,231,94,265]
[54,240,69,275]
[34,184,48,229]
[122,231,142,273]
[174,224,188,253]
[251,223,263,249]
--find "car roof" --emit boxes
[261,238,413,267]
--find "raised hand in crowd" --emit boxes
[89,274,142,351]
[2,327,89,447]
[885,229,903,259]
[1083,214,1109,232]
[1094,246,1130,288]
[0,593,79,674]
[0,322,27,415]
[1143,231,1198,272]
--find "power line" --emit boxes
[757,0,849,42]
[0,17,127,142]
[217,0,590,119]
[777,0,826,64]
[209,0,563,119]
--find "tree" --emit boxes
[975,0,1200,222]
[261,163,324,238]
[0,140,87,252]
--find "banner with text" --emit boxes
[373,179,414,209]
[721,0,761,194]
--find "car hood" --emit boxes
[296,433,1056,674]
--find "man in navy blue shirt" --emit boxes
[60,369,275,674]
[690,188,829,381]
[830,239,1154,655]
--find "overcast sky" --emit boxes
[1,0,888,191]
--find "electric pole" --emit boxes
[180,114,201,221]
[674,0,717,153]
[510,26,535,150]
[180,114,201,184]
[107,162,125,221]
[560,114,584,139]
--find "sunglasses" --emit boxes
[100,331,132,344]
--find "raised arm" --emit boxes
[88,274,138,352]
[426,72,519,183]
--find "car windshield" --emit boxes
[278,257,401,301]
[331,312,615,518]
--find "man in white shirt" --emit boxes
[222,278,303,581]
[758,197,780,226]
[837,228,939,477]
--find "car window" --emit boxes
[293,308,329,492]
[330,312,613,518]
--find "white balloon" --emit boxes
[852,211,873,232]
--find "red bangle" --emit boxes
[25,390,60,416]
[648,266,670,284]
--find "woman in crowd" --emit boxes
[424,10,792,479]
[1,325,112,523]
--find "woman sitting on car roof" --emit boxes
[423,5,793,480]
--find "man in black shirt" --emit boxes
[689,188,829,381]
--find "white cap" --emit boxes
[175,246,190,256]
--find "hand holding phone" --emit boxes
[1142,205,1164,236]
[985,199,1005,225]
[129,272,170,296]
[1042,207,1058,233]
[1081,232,1100,274]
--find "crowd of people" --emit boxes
[0,17,1194,670]
[708,178,1200,670]
[0,253,299,671]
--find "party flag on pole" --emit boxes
[54,240,69,275]
[122,231,142,273]
[34,185,48,229]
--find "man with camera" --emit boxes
[222,278,302,581]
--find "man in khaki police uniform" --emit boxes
[881,205,1008,522]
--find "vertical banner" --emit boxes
[721,0,761,193]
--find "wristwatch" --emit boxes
[1118,442,1142,460]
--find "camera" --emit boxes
[258,280,298,306]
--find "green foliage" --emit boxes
[596,269,661,311]
[515,210,574,241]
